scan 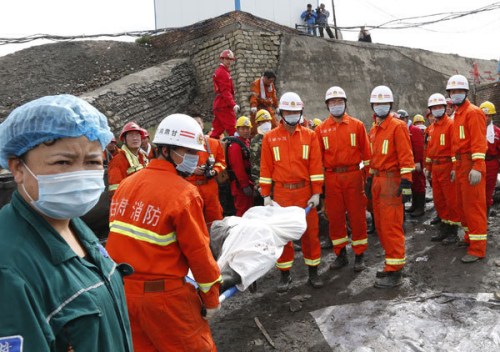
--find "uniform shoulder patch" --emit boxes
[0,335,23,351]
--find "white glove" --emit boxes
[307,194,320,208]
[204,304,221,320]
[233,105,240,114]
[424,168,431,179]
[250,107,257,114]
[450,170,455,182]
[263,196,273,206]
[469,169,481,185]
[415,162,422,172]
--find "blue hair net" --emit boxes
[0,94,113,169]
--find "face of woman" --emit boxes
[9,136,103,201]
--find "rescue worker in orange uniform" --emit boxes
[424,93,461,243]
[480,101,500,220]
[108,122,147,194]
[186,116,226,227]
[227,116,254,216]
[210,49,240,138]
[249,71,279,135]
[366,86,414,288]
[447,74,487,263]
[106,114,222,351]
[315,86,370,272]
[104,135,119,165]
[140,129,156,160]
[260,92,324,292]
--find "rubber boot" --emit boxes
[353,253,366,272]
[277,270,292,293]
[307,266,324,288]
[374,270,403,288]
[410,193,425,218]
[441,224,459,245]
[431,222,449,242]
[330,247,348,270]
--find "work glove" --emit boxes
[469,169,481,185]
[250,107,257,114]
[397,178,412,204]
[450,170,456,182]
[203,304,221,321]
[365,176,373,200]
[233,105,240,114]
[307,194,320,208]
[263,196,273,206]
[242,186,253,197]
[415,162,422,173]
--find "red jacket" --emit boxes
[228,136,251,189]
[409,124,425,164]
[213,64,236,110]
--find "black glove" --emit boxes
[365,176,373,200]
[398,178,412,204]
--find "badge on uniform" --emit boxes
[0,335,23,352]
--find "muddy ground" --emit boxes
[211,199,500,351]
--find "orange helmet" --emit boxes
[220,49,236,60]
[119,121,145,141]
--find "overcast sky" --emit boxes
[0,0,498,63]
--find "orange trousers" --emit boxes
[325,169,368,256]
[197,179,223,226]
[124,278,216,352]
[431,162,460,224]
[274,184,321,270]
[455,158,487,257]
[372,175,406,272]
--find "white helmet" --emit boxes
[325,86,347,102]
[153,114,205,152]
[279,92,304,111]
[428,93,447,108]
[370,86,394,103]
[446,74,469,91]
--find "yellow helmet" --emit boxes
[255,109,272,123]
[413,114,425,124]
[312,118,322,127]
[480,101,496,115]
[235,116,252,128]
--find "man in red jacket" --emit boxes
[210,49,240,138]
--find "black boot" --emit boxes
[308,266,324,288]
[374,270,403,288]
[367,212,376,234]
[277,270,291,293]
[405,198,416,213]
[441,224,459,245]
[330,247,348,270]
[410,193,425,218]
[431,222,449,242]
[430,215,442,225]
[354,254,366,272]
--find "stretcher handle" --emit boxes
[185,276,240,304]
[305,204,313,214]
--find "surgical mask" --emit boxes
[172,149,199,175]
[284,113,301,125]
[257,121,272,135]
[432,108,445,118]
[416,124,426,131]
[329,103,345,117]
[22,163,104,219]
[373,105,390,117]
[450,93,466,105]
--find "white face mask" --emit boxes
[257,121,272,135]
[284,113,301,125]
[329,103,345,117]
[450,93,466,105]
[432,108,445,118]
[172,149,199,175]
[373,105,391,117]
[22,163,104,219]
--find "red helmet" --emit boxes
[119,122,145,141]
[142,129,149,139]
[220,49,236,60]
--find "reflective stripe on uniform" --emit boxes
[310,174,324,182]
[302,145,310,160]
[471,153,485,160]
[259,177,272,185]
[350,133,357,147]
[386,257,406,265]
[273,146,280,161]
[323,136,329,150]
[425,157,432,163]
[440,133,445,146]
[351,238,368,246]
[332,237,349,246]
[469,234,487,241]
[400,167,414,174]
[382,140,389,155]
[108,184,119,191]
[197,275,223,293]
[276,260,294,269]
[363,160,370,166]
[459,125,465,139]
[109,220,177,246]
[304,257,321,266]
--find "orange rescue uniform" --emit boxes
[315,113,371,256]
[186,137,226,225]
[260,123,324,270]
[249,77,279,134]
[107,149,147,193]
[424,115,460,225]
[369,114,414,272]
[452,99,487,257]
[106,159,222,351]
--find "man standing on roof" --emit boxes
[210,49,240,138]
[447,74,487,263]
[260,92,324,292]
[106,114,222,351]
[249,71,279,135]
[316,86,371,273]
[108,122,148,195]
[366,85,414,288]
